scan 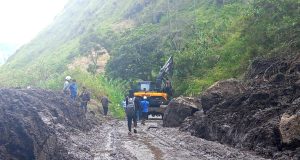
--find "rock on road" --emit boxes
[63,118,267,160]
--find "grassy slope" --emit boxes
[104,0,299,95]
[104,1,251,95]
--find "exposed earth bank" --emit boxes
[164,55,300,159]
[0,89,94,159]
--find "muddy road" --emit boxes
[64,118,266,160]
[0,89,267,160]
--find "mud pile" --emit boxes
[181,55,300,159]
[0,89,94,160]
[163,96,199,127]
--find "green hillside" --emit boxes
[0,0,299,96]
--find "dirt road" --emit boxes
[63,118,267,160]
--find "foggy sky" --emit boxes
[0,0,68,64]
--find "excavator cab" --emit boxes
[135,81,154,92]
[133,81,168,117]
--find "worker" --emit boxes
[163,79,173,100]
[140,96,149,125]
[134,96,141,121]
[101,95,111,116]
[125,97,137,135]
[79,86,90,113]
[63,76,71,95]
[69,79,77,100]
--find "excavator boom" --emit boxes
[156,56,173,90]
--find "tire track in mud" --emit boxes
[127,122,221,160]
[113,120,268,160]
[138,138,164,160]
[116,122,160,160]
[63,118,268,160]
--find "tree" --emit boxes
[106,25,165,81]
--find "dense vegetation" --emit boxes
[0,0,298,117]
[104,0,299,95]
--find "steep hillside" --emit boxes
[0,0,298,97]
[0,0,132,118]
[0,0,134,87]
[104,0,299,95]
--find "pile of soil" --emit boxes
[181,55,300,159]
[163,96,199,127]
[0,89,94,160]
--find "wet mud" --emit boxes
[64,119,267,160]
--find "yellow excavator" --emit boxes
[132,56,173,117]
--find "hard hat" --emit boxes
[65,76,71,80]
[143,96,147,99]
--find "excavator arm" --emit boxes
[155,56,173,91]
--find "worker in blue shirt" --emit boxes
[69,79,77,100]
[140,96,149,125]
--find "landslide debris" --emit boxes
[0,89,94,160]
[0,89,269,160]
[163,96,199,127]
[180,55,300,159]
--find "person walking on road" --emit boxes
[125,97,137,135]
[101,95,111,116]
[69,79,78,100]
[134,97,141,121]
[79,86,90,113]
[140,96,149,125]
